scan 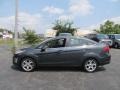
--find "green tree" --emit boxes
[113,24,120,34]
[0,28,4,32]
[96,20,120,34]
[23,28,40,45]
[53,20,77,36]
[0,28,13,34]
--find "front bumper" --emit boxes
[13,54,21,66]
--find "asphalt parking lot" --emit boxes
[0,45,120,90]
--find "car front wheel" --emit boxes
[21,58,36,72]
[84,58,98,73]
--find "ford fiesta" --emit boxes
[13,36,111,72]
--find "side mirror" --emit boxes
[41,45,48,52]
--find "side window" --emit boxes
[111,35,115,39]
[45,38,66,48]
[109,35,114,39]
[81,39,96,45]
[108,35,111,39]
[69,38,80,46]
[69,38,96,46]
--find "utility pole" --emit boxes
[14,0,19,53]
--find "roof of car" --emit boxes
[55,36,83,39]
[53,36,94,42]
[108,34,120,35]
[59,33,72,34]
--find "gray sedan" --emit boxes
[13,36,111,72]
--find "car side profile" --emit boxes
[13,36,111,72]
[108,34,120,48]
[85,34,113,47]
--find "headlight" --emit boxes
[15,50,25,54]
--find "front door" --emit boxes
[37,38,66,65]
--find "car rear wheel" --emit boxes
[84,58,97,73]
[21,58,36,72]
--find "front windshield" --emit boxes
[33,38,54,48]
[97,34,109,39]
[115,35,120,39]
[30,43,41,48]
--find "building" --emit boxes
[45,29,57,38]
[3,34,13,39]
[1,30,13,39]
[74,29,97,37]
[45,29,97,38]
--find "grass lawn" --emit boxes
[0,38,44,49]
[0,39,24,47]
[0,39,25,54]
[0,39,14,46]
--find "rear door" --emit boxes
[57,38,97,66]
[56,38,86,66]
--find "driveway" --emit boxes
[0,45,120,90]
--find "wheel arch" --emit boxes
[20,55,38,66]
[82,55,100,67]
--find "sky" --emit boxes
[0,0,120,34]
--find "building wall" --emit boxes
[45,29,97,37]
[45,29,57,38]
[0,32,13,39]
[3,34,13,39]
[75,29,97,36]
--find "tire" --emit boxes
[21,58,36,72]
[83,58,98,73]
[114,43,119,48]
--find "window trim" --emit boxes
[43,38,67,48]
[68,38,97,47]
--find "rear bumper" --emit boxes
[98,55,111,66]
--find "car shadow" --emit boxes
[95,66,106,72]
[11,65,23,71]
[36,66,81,72]
[11,65,106,73]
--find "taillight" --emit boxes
[103,46,110,53]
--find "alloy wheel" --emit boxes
[84,59,97,72]
[21,58,35,72]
